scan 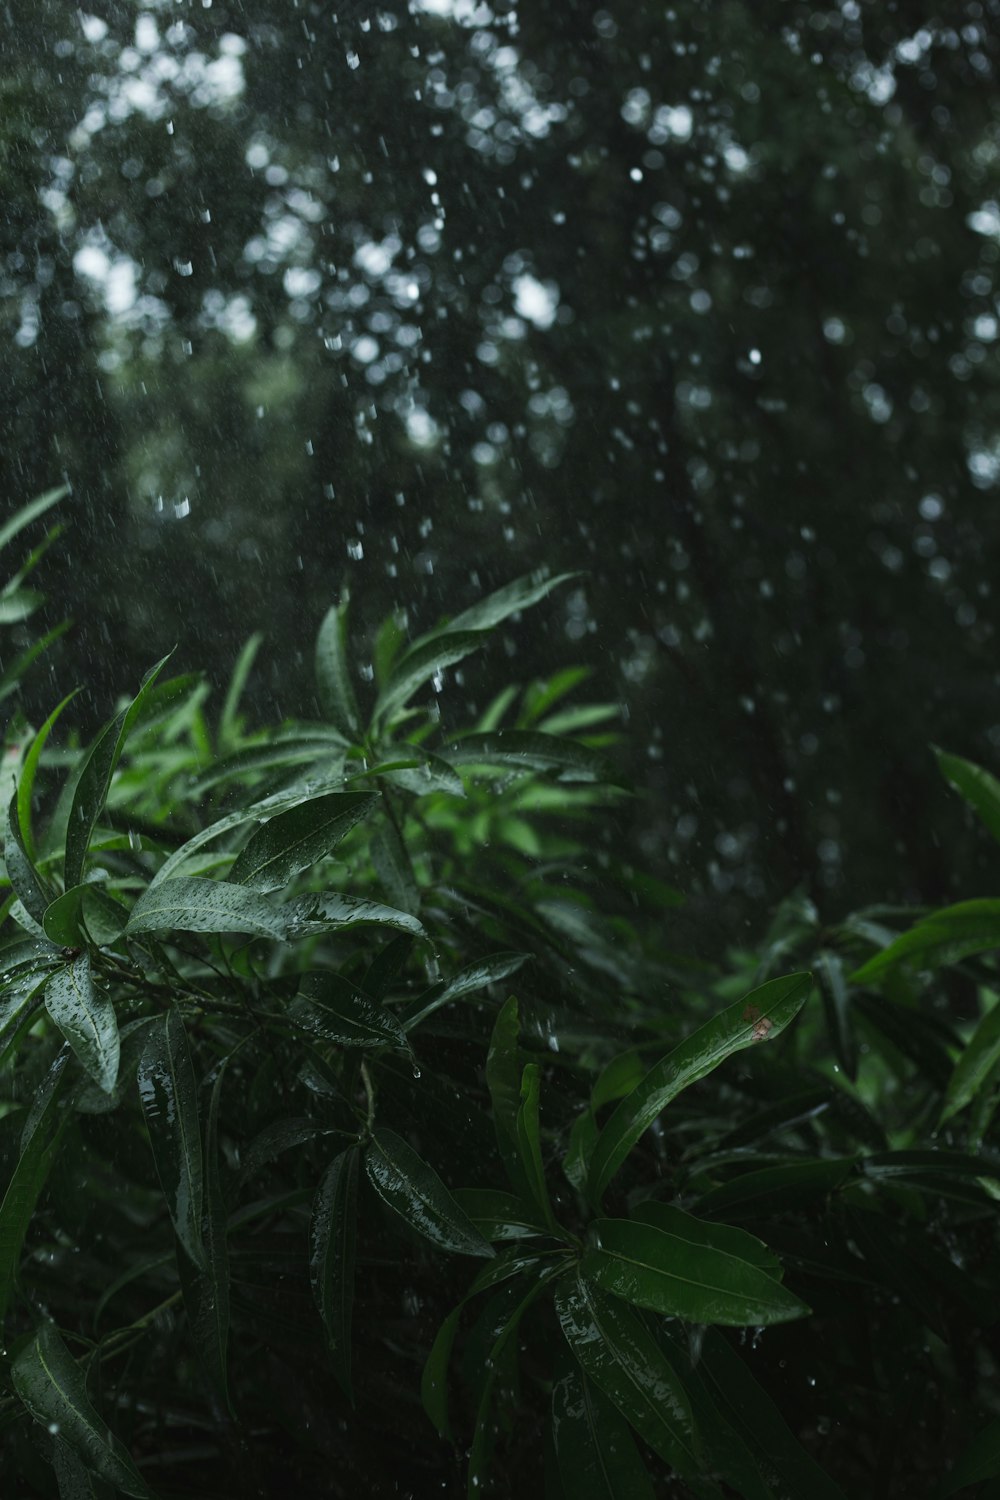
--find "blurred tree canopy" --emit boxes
[2,0,1000,942]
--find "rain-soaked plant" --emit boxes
[0,570,998,1497]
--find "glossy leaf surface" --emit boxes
[228,789,377,892]
[581,1216,809,1326]
[44,952,120,1094]
[137,1008,205,1268]
[127,876,287,941]
[588,973,812,1203]
[551,1365,656,1499]
[310,1145,360,1400]
[365,1127,494,1258]
[11,1322,151,1497]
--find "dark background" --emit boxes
[3,0,1000,945]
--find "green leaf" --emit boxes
[631,1201,782,1276]
[588,973,812,1204]
[564,1109,599,1193]
[935,748,1000,849]
[0,1048,68,1322]
[11,1322,151,1497]
[44,952,120,1094]
[698,1329,849,1500]
[370,820,421,916]
[0,485,68,555]
[219,631,263,750]
[851,900,1000,983]
[451,1188,549,1241]
[401,951,528,1030]
[180,1058,232,1412]
[467,1267,558,1499]
[442,730,620,784]
[364,1127,494,1258]
[228,790,377,893]
[316,592,363,737]
[310,1146,360,1401]
[942,1417,1000,1494]
[127,876,287,941]
[292,973,409,1049]
[5,789,51,925]
[374,629,489,724]
[137,1008,205,1268]
[487,996,531,1200]
[551,1365,656,1500]
[581,1215,809,1326]
[941,996,1000,1125]
[283,889,425,939]
[449,570,581,633]
[816,950,857,1082]
[516,1062,561,1233]
[696,1158,855,1218]
[43,883,126,949]
[555,1276,702,1480]
[64,655,171,889]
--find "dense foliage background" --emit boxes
[3,0,1000,938]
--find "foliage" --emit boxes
[0,562,996,1496]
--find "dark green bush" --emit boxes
[1,514,998,1497]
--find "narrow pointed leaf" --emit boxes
[449,571,580,633]
[310,1145,360,1400]
[364,1127,494,1257]
[375,630,489,724]
[935,748,1000,849]
[487,996,531,1199]
[11,1321,151,1498]
[402,951,528,1030]
[4,790,50,924]
[181,1058,232,1411]
[451,1188,549,1241]
[370,821,421,916]
[552,1365,656,1500]
[588,973,811,1204]
[555,1277,702,1480]
[229,790,377,893]
[696,1158,854,1217]
[44,952,119,1094]
[284,889,425,939]
[442,729,619,784]
[127,876,287,941]
[17,689,80,861]
[137,1008,205,1268]
[516,1063,560,1232]
[316,593,362,737]
[219,630,263,748]
[292,973,408,1049]
[816,949,857,1082]
[851,900,1000,983]
[581,1217,809,1326]
[43,883,126,949]
[632,1202,782,1276]
[941,997,1000,1125]
[64,655,171,889]
[0,1049,68,1322]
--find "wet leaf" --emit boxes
[555,1276,702,1480]
[364,1127,494,1258]
[16,689,80,861]
[229,789,377,893]
[292,973,408,1049]
[0,1049,69,1322]
[44,952,119,1094]
[851,900,1000,983]
[283,889,425,939]
[581,1215,809,1326]
[11,1321,151,1498]
[401,951,528,1030]
[940,997,1000,1125]
[551,1365,656,1499]
[310,1145,360,1401]
[4,789,50,924]
[374,629,489,724]
[696,1158,855,1217]
[64,655,171,889]
[588,974,812,1204]
[137,1008,205,1268]
[316,592,363,738]
[449,570,580,633]
[516,1062,560,1233]
[935,748,1000,849]
[442,729,620,784]
[127,876,287,941]
[451,1188,549,1241]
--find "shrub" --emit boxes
[0,563,998,1497]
